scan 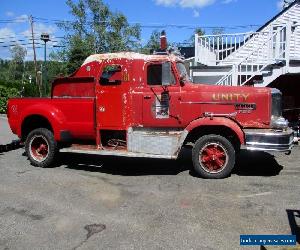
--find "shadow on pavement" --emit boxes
[62,152,189,176]
[233,150,283,176]
[0,140,21,153]
[58,148,283,177]
[286,209,300,244]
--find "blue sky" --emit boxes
[0,0,285,60]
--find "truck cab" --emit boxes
[7,52,294,179]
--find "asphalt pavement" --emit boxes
[0,116,299,250]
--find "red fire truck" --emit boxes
[7,50,294,178]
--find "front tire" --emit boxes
[192,134,235,179]
[25,128,57,168]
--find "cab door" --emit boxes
[95,62,129,129]
[141,62,181,127]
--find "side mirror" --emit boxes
[179,74,187,85]
[162,62,172,86]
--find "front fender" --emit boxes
[185,117,245,145]
[18,104,67,141]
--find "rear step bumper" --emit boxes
[242,128,294,153]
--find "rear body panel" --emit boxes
[8,98,95,141]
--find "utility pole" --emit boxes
[41,33,50,96]
[29,15,41,97]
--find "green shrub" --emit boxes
[0,85,19,114]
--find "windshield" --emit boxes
[176,62,189,82]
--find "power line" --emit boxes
[0,43,42,47]
[0,45,64,49]
[0,39,62,43]
[0,17,28,24]
[0,35,65,40]
[0,39,61,46]
[0,15,262,31]
[0,42,62,47]
[0,45,42,48]
[31,16,261,30]
[0,15,262,53]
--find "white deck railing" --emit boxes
[195,23,299,86]
[195,31,255,66]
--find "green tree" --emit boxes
[9,44,27,81]
[141,30,161,54]
[57,35,91,74]
[0,85,19,113]
[56,0,141,74]
[195,28,205,37]
[10,44,27,63]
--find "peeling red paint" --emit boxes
[8,52,273,150]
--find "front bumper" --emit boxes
[243,128,294,152]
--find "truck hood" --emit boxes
[180,82,271,128]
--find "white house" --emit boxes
[190,0,300,87]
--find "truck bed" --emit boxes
[7,97,96,141]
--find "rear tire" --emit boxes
[25,128,57,168]
[192,134,235,179]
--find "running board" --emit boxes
[60,147,177,160]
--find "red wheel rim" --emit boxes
[29,135,49,162]
[199,143,228,173]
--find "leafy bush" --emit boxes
[0,85,19,114]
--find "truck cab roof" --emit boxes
[82,52,182,66]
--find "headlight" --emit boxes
[270,88,288,129]
[271,115,289,129]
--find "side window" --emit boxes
[100,65,122,85]
[147,64,176,86]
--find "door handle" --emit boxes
[144,95,151,99]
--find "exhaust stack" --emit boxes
[160,30,167,51]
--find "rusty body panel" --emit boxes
[179,83,271,129]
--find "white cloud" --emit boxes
[0,27,16,39]
[21,22,57,38]
[155,0,215,8]
[155,0,177,6]
[21,23,59,60]
[193,9,200,17]
[180,0,214,8]
[25,48,34,61]
[0,28,17,59]
[222,0,237,4]
[5,11,14,17]
[0,19,60,60]
[15,14,28,23]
